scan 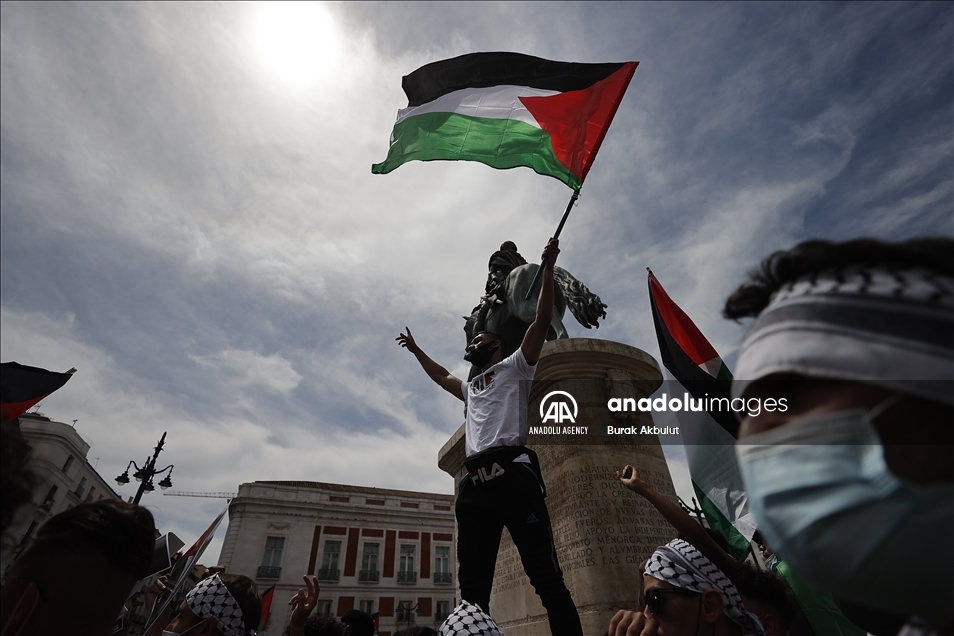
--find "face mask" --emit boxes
[464,340,497,368]
[736,402,954,625]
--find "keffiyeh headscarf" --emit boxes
[186,574,256,636]
[645,539,764,636]
[438,601,503,636]
[732,268,953,405]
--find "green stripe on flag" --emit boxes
[691,479,751,561]
[371,112,580,189]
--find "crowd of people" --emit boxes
[1,237,951,636]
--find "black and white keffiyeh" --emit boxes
[645,539,763,636]
[438,601,503,636]
[185,574,255,636]
[732,268,953,406]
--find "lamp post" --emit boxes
[116,432,174,505]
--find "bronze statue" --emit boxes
[464,241,607,379]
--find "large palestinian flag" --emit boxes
[0,361,76,423]
[372,52,638,191]
[647,271,756,560]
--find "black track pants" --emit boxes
[456,456,583,636]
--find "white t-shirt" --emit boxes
[461,348,536,458]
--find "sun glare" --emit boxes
[254,2,340,85]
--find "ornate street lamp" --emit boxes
[115,432,174,505]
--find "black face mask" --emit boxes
[464,341,498,368]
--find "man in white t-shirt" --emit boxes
[397,238,582,636]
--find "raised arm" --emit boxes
[397,327,464,401]
[616,465,731,562]
[521,238,560,365]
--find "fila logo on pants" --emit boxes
[471,463,505,484]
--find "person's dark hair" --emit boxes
[394,627,438,636]
[0,421,34,535]
[341,609,376,636]
[27,499,155,579]
[727,561,795,633]
[724,237,954,320]
[300,615,345,636]
[477,331,506,351]
[220,573,262,631]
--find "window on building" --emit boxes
[318,540,341,580]
[399,545,415,572]
[61,455,74,473]
[317,600,333,617]
[85,486,96,502]
[359,600,374,613]
[435,600,451,622]
[398,544,416,583]
[360,543,379,581]
[434,545,451,583]
[41,485,58,509]
[74,477,87,498]
[257,536,284,579]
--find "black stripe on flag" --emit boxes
[402,52,628,107]
[649,291,740,438]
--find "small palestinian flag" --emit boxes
[372,52,638,191]
[257,585,276,632]
[0,361,76,423]
[648,271,756,560]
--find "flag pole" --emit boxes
[524,189,580,299]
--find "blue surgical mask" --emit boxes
[736,402,954,626]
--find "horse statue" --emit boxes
[464,241,607,380]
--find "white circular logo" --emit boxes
[540,390,578,424]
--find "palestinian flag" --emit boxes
[1,362,76,423]
[258,585,276,632]
[647,270,756,560]
[372,52,638,191]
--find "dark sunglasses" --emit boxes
[644,588,699,615]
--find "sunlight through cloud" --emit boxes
[253,2,339,85]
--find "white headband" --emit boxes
[186,574,255,636]
[733,267,953,405]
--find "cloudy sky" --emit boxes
[2,2,951,564]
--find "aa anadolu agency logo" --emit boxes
[541,390,578,424]
[530,391,588,435]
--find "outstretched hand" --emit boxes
[541,237,560,267]
[289,575,319,633]
[396,327,421,355]
[616,465,651,494]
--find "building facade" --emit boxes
[219,480,457,635]
[5,413,120,556]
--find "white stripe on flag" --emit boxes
[395,85,558,127]
[652,376,757,540]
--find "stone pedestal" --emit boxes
[437,339,680,635]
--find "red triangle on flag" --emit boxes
[519,62,637,182]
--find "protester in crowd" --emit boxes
[608,539,764,636]
[0,421,33,541]
[615,466,793,635]
[146,573,261,636]
[725,237,954,633]
[0,499,155,636]
[341,609,376,636]
[283,574,320,636]
[438,601,503,636]
[398,239,582,636]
